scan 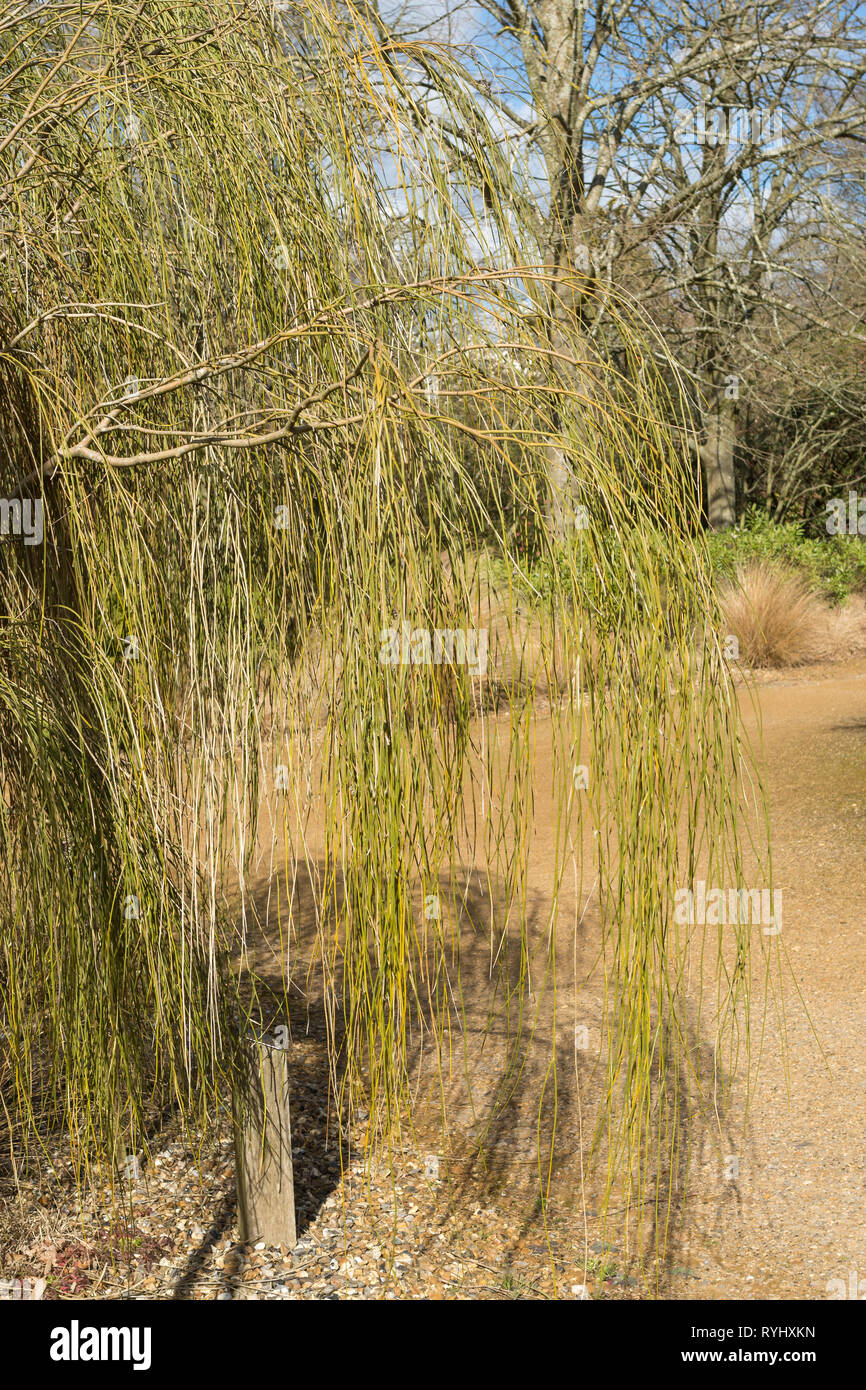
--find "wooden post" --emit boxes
[234,1035,297,1248]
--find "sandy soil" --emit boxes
[239,654,866,1299]
[668,658,866,1299]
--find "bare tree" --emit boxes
[370,0,866,526]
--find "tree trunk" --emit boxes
[702,397,737,529]
[539,201,596,544]
[545,439,578,542]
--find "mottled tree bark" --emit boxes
[701,397,737,530]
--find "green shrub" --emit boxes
[705,509,866,605]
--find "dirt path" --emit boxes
[384,655,866,1299]
[244,657,866,1300]
[670,659,866,1300]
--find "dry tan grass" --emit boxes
[821,592,866,661]
[719,561,866,668]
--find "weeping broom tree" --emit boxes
[0,0,778,1260]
